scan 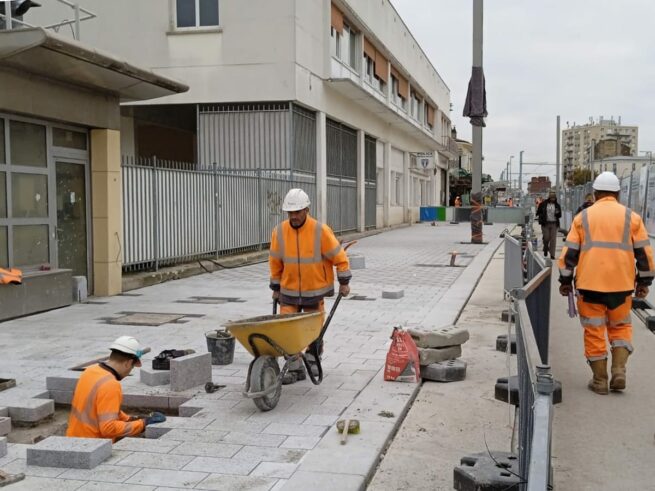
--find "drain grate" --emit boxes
[102,311,204,326]
[176,296,246,304]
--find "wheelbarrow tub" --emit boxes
[225,312,323,357]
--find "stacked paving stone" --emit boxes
[408,326,469,382]
[140,352,212,391]
[0,387,55,427]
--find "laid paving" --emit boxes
[0,222,504,490]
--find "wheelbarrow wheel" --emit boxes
[250,356,281,411]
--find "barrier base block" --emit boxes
[495,375,563,406]
[496,333,516,354]
[454,451,520,490]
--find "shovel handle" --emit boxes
[273,299,278,315]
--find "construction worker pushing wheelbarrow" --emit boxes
[225,188,351,411]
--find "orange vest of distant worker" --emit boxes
[559,197,655,292]
[0,268,22,285]
[66,364,145,442]
[270,216,351,303]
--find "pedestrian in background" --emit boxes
[559,172,655,394]
[536,191,562,259]
[575,193,594,215]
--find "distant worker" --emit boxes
[536,191,561,259]
[535,196,543,208]
[269,189,351,384]
[67,337,166,441]
[575,193,594,215]
[454,196,462,207]
[507,197,513,207]
[559,172,655,394]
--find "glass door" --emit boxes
[55,161,88,277]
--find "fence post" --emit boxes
[152,156,159,271]
[213,162,220,258]
[258,168,264,250]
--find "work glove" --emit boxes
[338,284,350,297]
[559,284,572,296]
[145,412,166,426]
[635,285,649,298]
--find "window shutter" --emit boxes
[374,51,388,83]
[331,3,344,34]
[364,37,376,60]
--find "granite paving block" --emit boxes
[251,462,299,479]
[27,436,111,469]
[45,373,81,392]
[0,436,6,458]
[104,450,133,465]
[178,401,203,417]
[418,345,462,365]
[0,476,87,491]
[280,436,321,450]
[0,406,8,417]
[8,398,55,423]
[170,352,212,391]
[263,423,328,438]
[381,289,404,299]
[281,470,364,491]
[113,437,180,454]
[122,394,170,410]
[48,390,74,405]
[59,464,140,483]
[183,455,259,475]
[195,474,278,491]
[144,425,172,439]
[159,428,229,444]
[0,416,10,436]
[115,451,195,470]
[222,431,286,448]
[348,254,366,270]
[408,326,470,348]
[302,414,339,426]
[234,445,305,464]
[126,468,209,488]
[140,366,170,386]
[169,441,242,458]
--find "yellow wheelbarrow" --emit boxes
[225,294,342,411]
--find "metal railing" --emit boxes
[510,242,554,490]
[121,157,318,272]
[1,1,96,40]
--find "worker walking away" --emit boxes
[559,172,655,394]
[269,188,351,384]
[536,191,562,259]
[67,336,166,441]
[575,193,594,215]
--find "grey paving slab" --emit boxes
[77,483,156,491]
[126,468,209,488]
[182,455,259,475]
[112,437,180,454]
[0,436,5,458]
[0,458,68,478]
[251,462,298,479]
[27,436,111,469]
[0,476,86,490]
[58,464,140,483]
[281,470,364,491]
[222,432,287,448]
[233,446,305,464]
[195,474,278,491]
[169,441,243,458]
[263,423,328,438]
[114,451,195,470]
[279,436,321,450]
[158,428,229,443]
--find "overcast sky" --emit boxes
[390,0,655,184]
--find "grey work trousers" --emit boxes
[541,222,558,258]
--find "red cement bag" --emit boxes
[384,327,420,382]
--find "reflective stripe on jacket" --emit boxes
[66,364,145,442]
[269,216,351,304]
[559,196,655,291]
[0,268,22,285]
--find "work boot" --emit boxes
[282,358,306,385]
[610,347,630,391]
[587,359,609,395]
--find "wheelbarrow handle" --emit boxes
[316,293,343,344]
[273,299,278,315]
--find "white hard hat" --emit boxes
[282,188,311,212]
[592,171,620,192]
[110,336,144,366]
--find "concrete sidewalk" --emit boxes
[0,222,504,491]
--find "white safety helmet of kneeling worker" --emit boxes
[592,171,621,192]
[282,188,311,212]
[110,336,144,366]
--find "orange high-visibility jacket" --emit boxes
[0,268,22,285]
[559,196,655,292]
[66,364,145,442]
[269,216,351,305]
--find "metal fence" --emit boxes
[504,234,523,293]
[122,157,317,271]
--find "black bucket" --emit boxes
[205,330,235,365]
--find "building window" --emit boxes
[391,76,406,110]
[176,0,219,28]
[376,169,383,205]
[612,162,617,174]
[364,54,385,93]
[410,92,421,121]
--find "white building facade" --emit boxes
[30,0,457,232]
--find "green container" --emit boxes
[436,206,446,221]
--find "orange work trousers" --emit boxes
[577,295,633,361]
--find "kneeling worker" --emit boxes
[67,336,166,441]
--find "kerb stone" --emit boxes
[420,360,467,382]
[408,326,470,348]
[382,289,404,299]
[170,352,212,392]
[0,436,6,458]
[46,373,81,392]
[26,436,111,469]
[348,254,366,270]
[140,366,171,386]
[0,416,10,436]
[8,398,55,423]
[418,345,462,365]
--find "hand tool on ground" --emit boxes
[336,418,360,445]
[567,291,577,318]
[0,469,25,487]
[204,382,226,393]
